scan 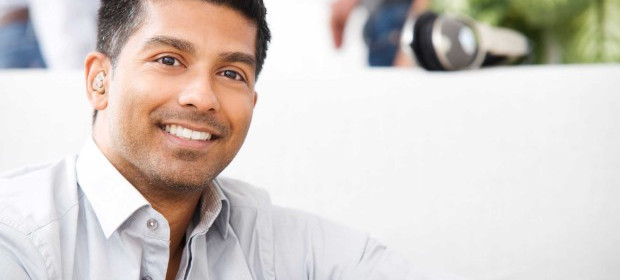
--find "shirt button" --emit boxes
[146,218,158,230]
[142,276,153,280]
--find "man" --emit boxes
[0,0,462,279]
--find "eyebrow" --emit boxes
[143,35,196,54]
[218,52,256,69]
[142,35,256,70]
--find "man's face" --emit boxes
[94,0,258,191]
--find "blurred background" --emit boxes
[1,0,619,72]
[0,0,369,71]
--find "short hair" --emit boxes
[94,0,271,122]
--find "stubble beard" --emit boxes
[110,107,243,196]
[112,123,225,197]
[121,139,225,194]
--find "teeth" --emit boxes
[182,128,192,138]
[164,124,212,141]
[191,130,201,140]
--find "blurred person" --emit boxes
[330,0,428,66]
[0,5,44,67]
[0,0,98,69]
[0,0,465,279]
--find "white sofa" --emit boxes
[1,65,619,279]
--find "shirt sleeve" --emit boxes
[271,206,466,280]
[349,238,467,280]
[0,223,48,280]
[0,249,32,280]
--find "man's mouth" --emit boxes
[163,124,213,141]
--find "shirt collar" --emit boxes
[188,179,230,239]
[76,137,231,239]
[212,179,230,238]
[76,137,150,239]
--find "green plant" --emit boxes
[430,0,620,63]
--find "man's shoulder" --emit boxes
[0,156,80,234]
[214,177,363,235]
[214,178,411,279]
[215,177,370,249]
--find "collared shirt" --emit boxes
[0,138,463,280]
[74,138,228,280]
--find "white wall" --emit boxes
[261,0,368,76]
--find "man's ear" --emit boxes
[84,52,111,111]
[253,91,258,107]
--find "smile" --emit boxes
[163,124,212,141]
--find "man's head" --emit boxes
[84,0,270,196]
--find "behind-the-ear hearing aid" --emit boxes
[93,72,105,92]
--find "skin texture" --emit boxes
[84,1,258,278]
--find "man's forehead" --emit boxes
[141,1,256,37]
[125,0,257,55]
[142,0,257,26]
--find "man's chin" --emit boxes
[166,182,210,192]
[146,153,232,191]
[147,169,216,193]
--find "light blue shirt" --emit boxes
[0,139,462,280]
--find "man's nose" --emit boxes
[177,76,221,112]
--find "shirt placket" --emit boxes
[179,231,209,280]
[136,208,170,280]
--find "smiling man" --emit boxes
[0,1,463,280]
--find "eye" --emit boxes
[219,70,245,82]
[156,56,181,67]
